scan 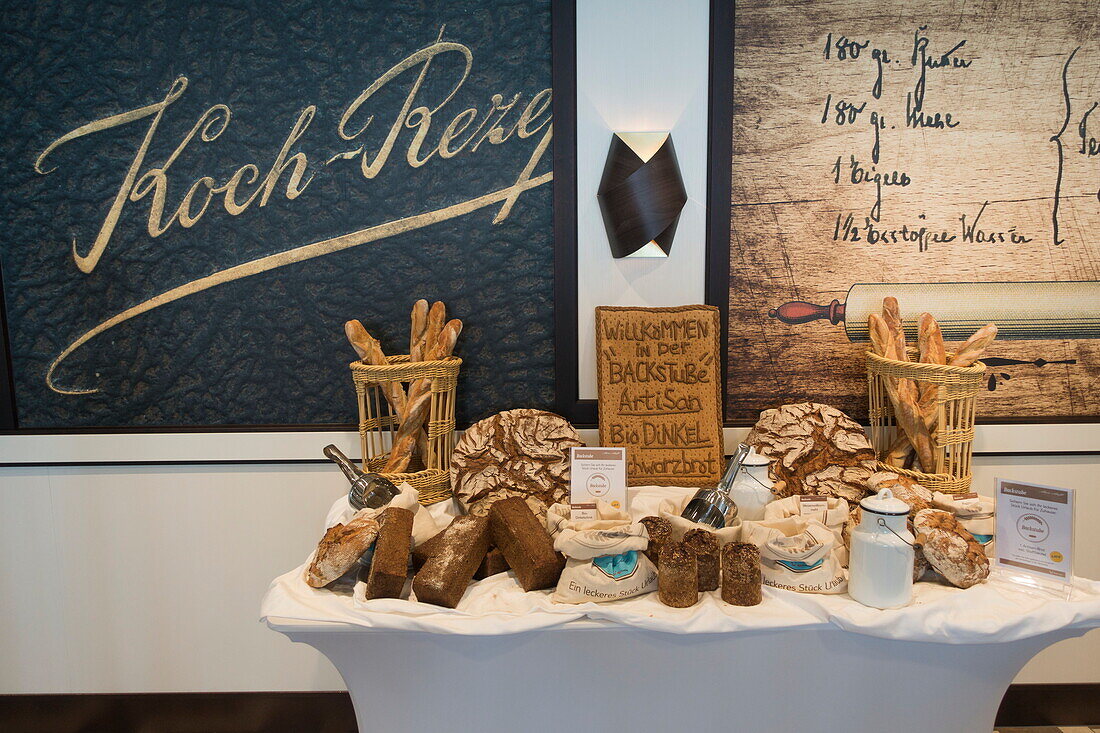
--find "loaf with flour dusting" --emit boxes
[913,509,989,589]
[306,511,380,588]
[412,515,491,608]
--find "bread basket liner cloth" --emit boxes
[262,485,1100,643]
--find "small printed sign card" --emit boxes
[595,305,724,488]
[797,495,830,522]
[570,447,627,520]
[995,479,1076,597]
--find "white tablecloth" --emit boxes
[261,485,1100,642]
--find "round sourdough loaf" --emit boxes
[913,508,990,588]
[746,402,877,502]
[451,409,583,519]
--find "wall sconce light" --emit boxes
[597,132,687,259]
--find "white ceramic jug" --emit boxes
[848,488,914,609]
[729,447,775,521]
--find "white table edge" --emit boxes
[263,615,616,634]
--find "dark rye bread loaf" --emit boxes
[415,526,509,579]
[474,547,511,580]
[683,528,720,592]
[412,516,491,608]
[658,541,698,608]
[488,497,565,591]
[363,507,414,600]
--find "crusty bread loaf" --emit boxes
[451,409,583,518]
[867,472,933,516]
[913,509,989,589]
[306,511,380,588]
[745,402,876,502]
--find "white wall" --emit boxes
[575,0,711,398]
[0,462,346,693]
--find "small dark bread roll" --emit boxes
[683,528,720,592]
[639,516,672,565]
[658,541,699,608]
[721,542,762,606]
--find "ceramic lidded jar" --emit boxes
[848,488,914,609]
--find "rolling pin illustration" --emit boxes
[768,281,1100,341]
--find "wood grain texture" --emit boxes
[727,0,1100,423]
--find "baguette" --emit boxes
[409,299,430,362]
[882,298,919,411]
[949,324,997,367]
[408,299,433,460]
[867,313,894,359]
[882,297,908,361]
[917,312,947,410]
[344,320,408,417]
[384,319,463,472]
[868,314,936,471]
[423,301,446,357]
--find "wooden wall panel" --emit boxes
[727,0,1100,423]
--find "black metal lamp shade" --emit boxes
[596,132,688,258]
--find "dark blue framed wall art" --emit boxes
[0,0,554,429]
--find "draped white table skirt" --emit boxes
[267,616,1085,733]
[262,486,1100,732]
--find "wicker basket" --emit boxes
[350,355,461,506]
[866,349,985,494]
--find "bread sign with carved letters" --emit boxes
[596,305,723,487]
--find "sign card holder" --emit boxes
[994,478,1076,600]
[570,447,627,521]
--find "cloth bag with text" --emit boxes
[762,495,850,567]
[742,516,848,594]
[546,502,658,604]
